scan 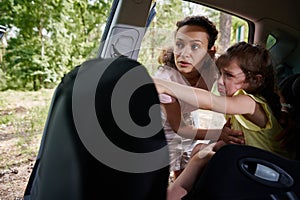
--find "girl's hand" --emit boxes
[197,142,215,159]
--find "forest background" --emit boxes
[0,0,247,91]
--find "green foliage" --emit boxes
[0,0,112,90]
[231,16,249,43]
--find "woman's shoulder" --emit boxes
[154,65,184,82]
[156,65,175,73]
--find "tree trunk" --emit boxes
[218,12,232,54]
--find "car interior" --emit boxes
[24,0,300,199]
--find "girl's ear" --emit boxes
[253,74,264,86]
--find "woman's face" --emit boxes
[217,60,248,96]
[174,25,209,75]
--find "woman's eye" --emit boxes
[191,44,200,50]
[176,42,184,49]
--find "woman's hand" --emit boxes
[220,118,244,144]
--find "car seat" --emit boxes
[183,144,300,200]
[23,56,170,200]
[278,73,300,160]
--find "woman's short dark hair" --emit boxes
[176,16,218,50]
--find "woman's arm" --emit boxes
[154,78,256,115]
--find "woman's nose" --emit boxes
[180,46,191,57]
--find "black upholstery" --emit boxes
[183,144,300,200]
[279,74,300,112]
[279,73,300,160]
[24,56,169,200]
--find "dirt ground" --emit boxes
[0,159,36,200]
[0,89,53,200]
[0,131,41,200]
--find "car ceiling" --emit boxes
[191,0,300,31]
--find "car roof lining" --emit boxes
[190,0,300,31]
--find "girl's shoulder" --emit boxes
[233,89,265,102]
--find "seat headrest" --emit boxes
[292,75,300,98]
[279,73,300,112]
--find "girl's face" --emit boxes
[217,60,249,96]
[174,25,209,75]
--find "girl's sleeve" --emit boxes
[233,90,272,131]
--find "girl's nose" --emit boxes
[217,76,226,95]
[217,75,224,85]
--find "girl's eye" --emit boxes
[223,72,234,79]
[226,72,233,77]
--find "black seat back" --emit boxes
[24,56,169,200]
[183,144,300,200]
[279,73,300,160]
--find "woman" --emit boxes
[154,16,243,179]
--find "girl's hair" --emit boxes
[216,42,282,120]
[176,15,218,50]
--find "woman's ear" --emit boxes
[208,46,217,58]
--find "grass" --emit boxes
[0,89,54,170]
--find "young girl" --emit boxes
[154,42,295,160]
[161,42,296,199]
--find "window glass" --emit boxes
[138,0,249,75]
[266,34,277,49]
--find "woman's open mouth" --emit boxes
[178,61,192,68]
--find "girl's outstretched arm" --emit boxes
[167,143,216,200]
[153,77,256,115]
